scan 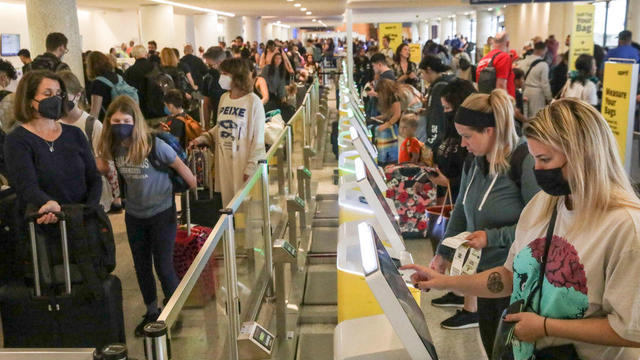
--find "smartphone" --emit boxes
[491,299,525,360]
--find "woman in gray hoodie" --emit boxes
[430,89,540,357]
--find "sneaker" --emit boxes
[134,310,160,337]
[440,309,479,330]
[431,292,464,308]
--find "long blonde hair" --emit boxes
[523,98,640,231]
[160,47,179,67]
[461,89,518,176]
[97,95,151,165]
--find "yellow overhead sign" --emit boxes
[409,43,421,64]
[378,23,403,53]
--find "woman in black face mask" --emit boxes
[402,98,640,360]
[4,70,102,225]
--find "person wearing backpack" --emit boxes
[87,51,137,121]
[159,48,194,99]
[96,95,195,337]
[518,41,552,118]
[427,89,540,356]
[27,32,71,73]
[419,55,455,149]
[476,32,515,98]
[124,45,165,122]
[162,89,202,149]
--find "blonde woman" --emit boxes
[96,96,195,337]
[403,98,640,359]
[159,47,195,97]
[427,89,540,356]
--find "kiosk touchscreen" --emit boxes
[350,126,387,192]
[359,222,439,360]
[355,157,409,260]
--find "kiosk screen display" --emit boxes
[364,161,402,237]
[372,228,438,359]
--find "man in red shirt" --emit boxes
[476,32,515,98]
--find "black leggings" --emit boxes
[478,296,513,359]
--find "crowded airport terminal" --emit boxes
[0,0,639,359]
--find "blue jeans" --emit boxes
[125,206,179,307]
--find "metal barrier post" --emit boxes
[297,166,312,205]
[198,98,205,130]
[222,211,240,360]
[286,196,305,249]
[285,126,293,195]
[276,147,285,196]
[259,160,275,298]
[143,321,170,360]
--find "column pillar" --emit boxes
[262,21,273,42]
[627,0,640,44]
[476,10,492,57]
[432,20,441,42]
[244,16,261,43]
[139,4,175,49]
[225,16,244,43]
[456,15,471,39]
[25,0,84,82]
[195,13,218,50]
[419,21,429,43]
[410,22,419,43]
[185,15,195,46]
[441,17,453,42]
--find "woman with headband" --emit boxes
[426,89,540,356]
[403,98,640,359]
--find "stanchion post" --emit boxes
[143,322,170,360]
[221,211,240,360]
[285,126,293,195]
[259,160,275,298]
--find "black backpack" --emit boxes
[463,142,529,188]
[142,67,169,118]
[477,52,503,94]
[30,54,69,73]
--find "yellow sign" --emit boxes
[601,61,639,171]
[569,4,595,71]
[378,23,403,53]
[483,44,491,57]
[409,43,421,64]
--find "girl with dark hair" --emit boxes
[559,54,598,106]
[393,43,419,89]
[189,58,265,205]
[86,51,119,120]
[261,52,294,113]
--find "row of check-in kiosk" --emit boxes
[332,79,440,360]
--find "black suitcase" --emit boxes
[0,212,126,349]
[0,187,18,285]
[181,148,222,228]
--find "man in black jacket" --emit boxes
[124,45,165,121]
[180,45,208,88]
[200,46,228,127]
[28,32,70,73]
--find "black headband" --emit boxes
[454,106,496,127]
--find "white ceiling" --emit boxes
[74,0,475,23]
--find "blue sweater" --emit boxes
[4,123,102,212]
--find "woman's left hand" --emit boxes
[504,312,546,343]
[465,231,488,249]
[378,122,390,131]
[428,168,449,187]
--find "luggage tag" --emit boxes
[441,232,482,276]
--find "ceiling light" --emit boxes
[488,7,493,11]
[277,20,281,23]
[294,3,301,7]
[149,0,235,17]
[301,8,307,11]
[287,0,293,1]
[312,19,316,22]
[306,11,312,15]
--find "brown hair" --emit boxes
[220,58,252,94]
[375,78,399,114]
[160,47,179,67]
[97,95,150,165]
[14,70,69,123]
[86,51,114,80]
[400,112,418,128]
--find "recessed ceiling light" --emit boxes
[301,8,307,11]
[286,0,293,1]
[306,11,312,15]
[488,7,493,11]
[149,0,235,16]
[277,20,281,23]
[294,3,301,7]
[312,19,316,22]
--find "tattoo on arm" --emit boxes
[487,272,504,293]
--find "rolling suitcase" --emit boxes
[174,190,218,307]
[0,187,18,285]
[182,148,222,228]
[0,211,125,349]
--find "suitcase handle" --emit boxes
[25,211,65,222]
[27,211,72,297]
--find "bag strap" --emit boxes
[525,207,558,312]
[95,76,114,88]
[488,51,502,67]
[85,115,96,148]
[525,59,545,81]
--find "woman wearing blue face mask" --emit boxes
[5,70,102,226]
[96,95,196,337]
[188,58,265,206]
[403,99,640,360]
